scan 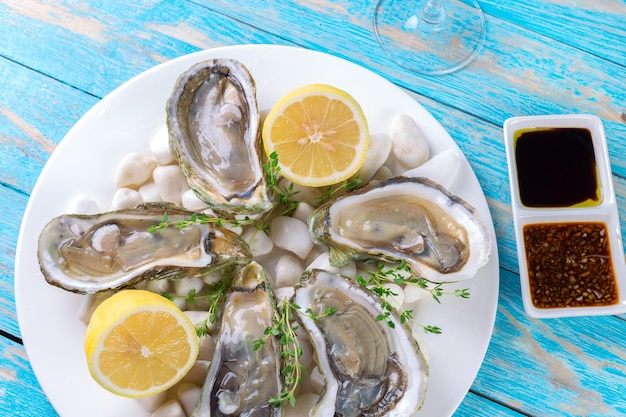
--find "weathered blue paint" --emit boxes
[0,337,58,416]
[1,1,624,416]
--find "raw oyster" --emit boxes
[308,176,492,283]
[192,261,281,417]
[37,203,252,294]
[292,269,428,417]
[167,58,272,215]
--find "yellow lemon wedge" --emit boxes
[84,290,199,398]
[262,83,370,187]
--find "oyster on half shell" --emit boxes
[167,58,272,215]
[293,269,428,417]
[309,176,492,283]
[192,261,281,417]
[37,203,252,294]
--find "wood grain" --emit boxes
[480,0,626,65]
[477,269,626,416]
[0,1,624,416]
[200,0,626,177]
[0,0,291,98]
[0,337,58,416]
[0,56,98,193]
[0,180,27,338]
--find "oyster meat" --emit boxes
[192,262,281,417]
[292,269,428,417]
[309,176,492,283]
[167,58,272,215]
[37,203,252,294]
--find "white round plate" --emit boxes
[15,45,499,417]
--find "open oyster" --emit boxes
[37,203,252,294]
[309,176,492,283]
[293,269,428,417]
[192,261,281,417]
[167,58,272,215]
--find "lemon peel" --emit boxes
[262,83,370,187]
[84,289,199,398]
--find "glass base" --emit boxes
[374,0,486,75]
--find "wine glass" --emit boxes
[373,0,486,75]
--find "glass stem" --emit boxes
[420,0,445,24]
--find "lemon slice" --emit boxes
[262,83,370,187]
[84,290,199,398]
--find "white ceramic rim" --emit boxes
[15,44,500,416]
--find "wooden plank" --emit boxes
[456,391,528,416]
[0,55,98,339]
[2,0,624,179]
[193,0,626,178]
[0,0,293,194]
[0,0,292,98]
[0,56,98,193]
[0,336,58,416]
[1,1,625,416]
[472,269,626,416]
[0,183,28,338]
[480,0,626,65]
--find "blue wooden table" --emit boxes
[1,1,625,416]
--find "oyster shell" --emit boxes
[167,58,272,215]
[292,269,428,417]
[37,203,252,294]
[192,261,281,417]
[309,176,492,283]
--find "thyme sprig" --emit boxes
[162,277,232,338]
[149,152,363,236]
[147,211,256,234]
[253,299,335,408]
[317,175,364,206]
[356,261,471,334]
[262,151,364,215]
[253,298,303,408]
[262,151,301,216]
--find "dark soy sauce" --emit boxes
[514,128,600,208]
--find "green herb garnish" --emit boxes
[147,211,256,234]
[162,277,232,338]
[253,299,335,408]
[356,260,470,334]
